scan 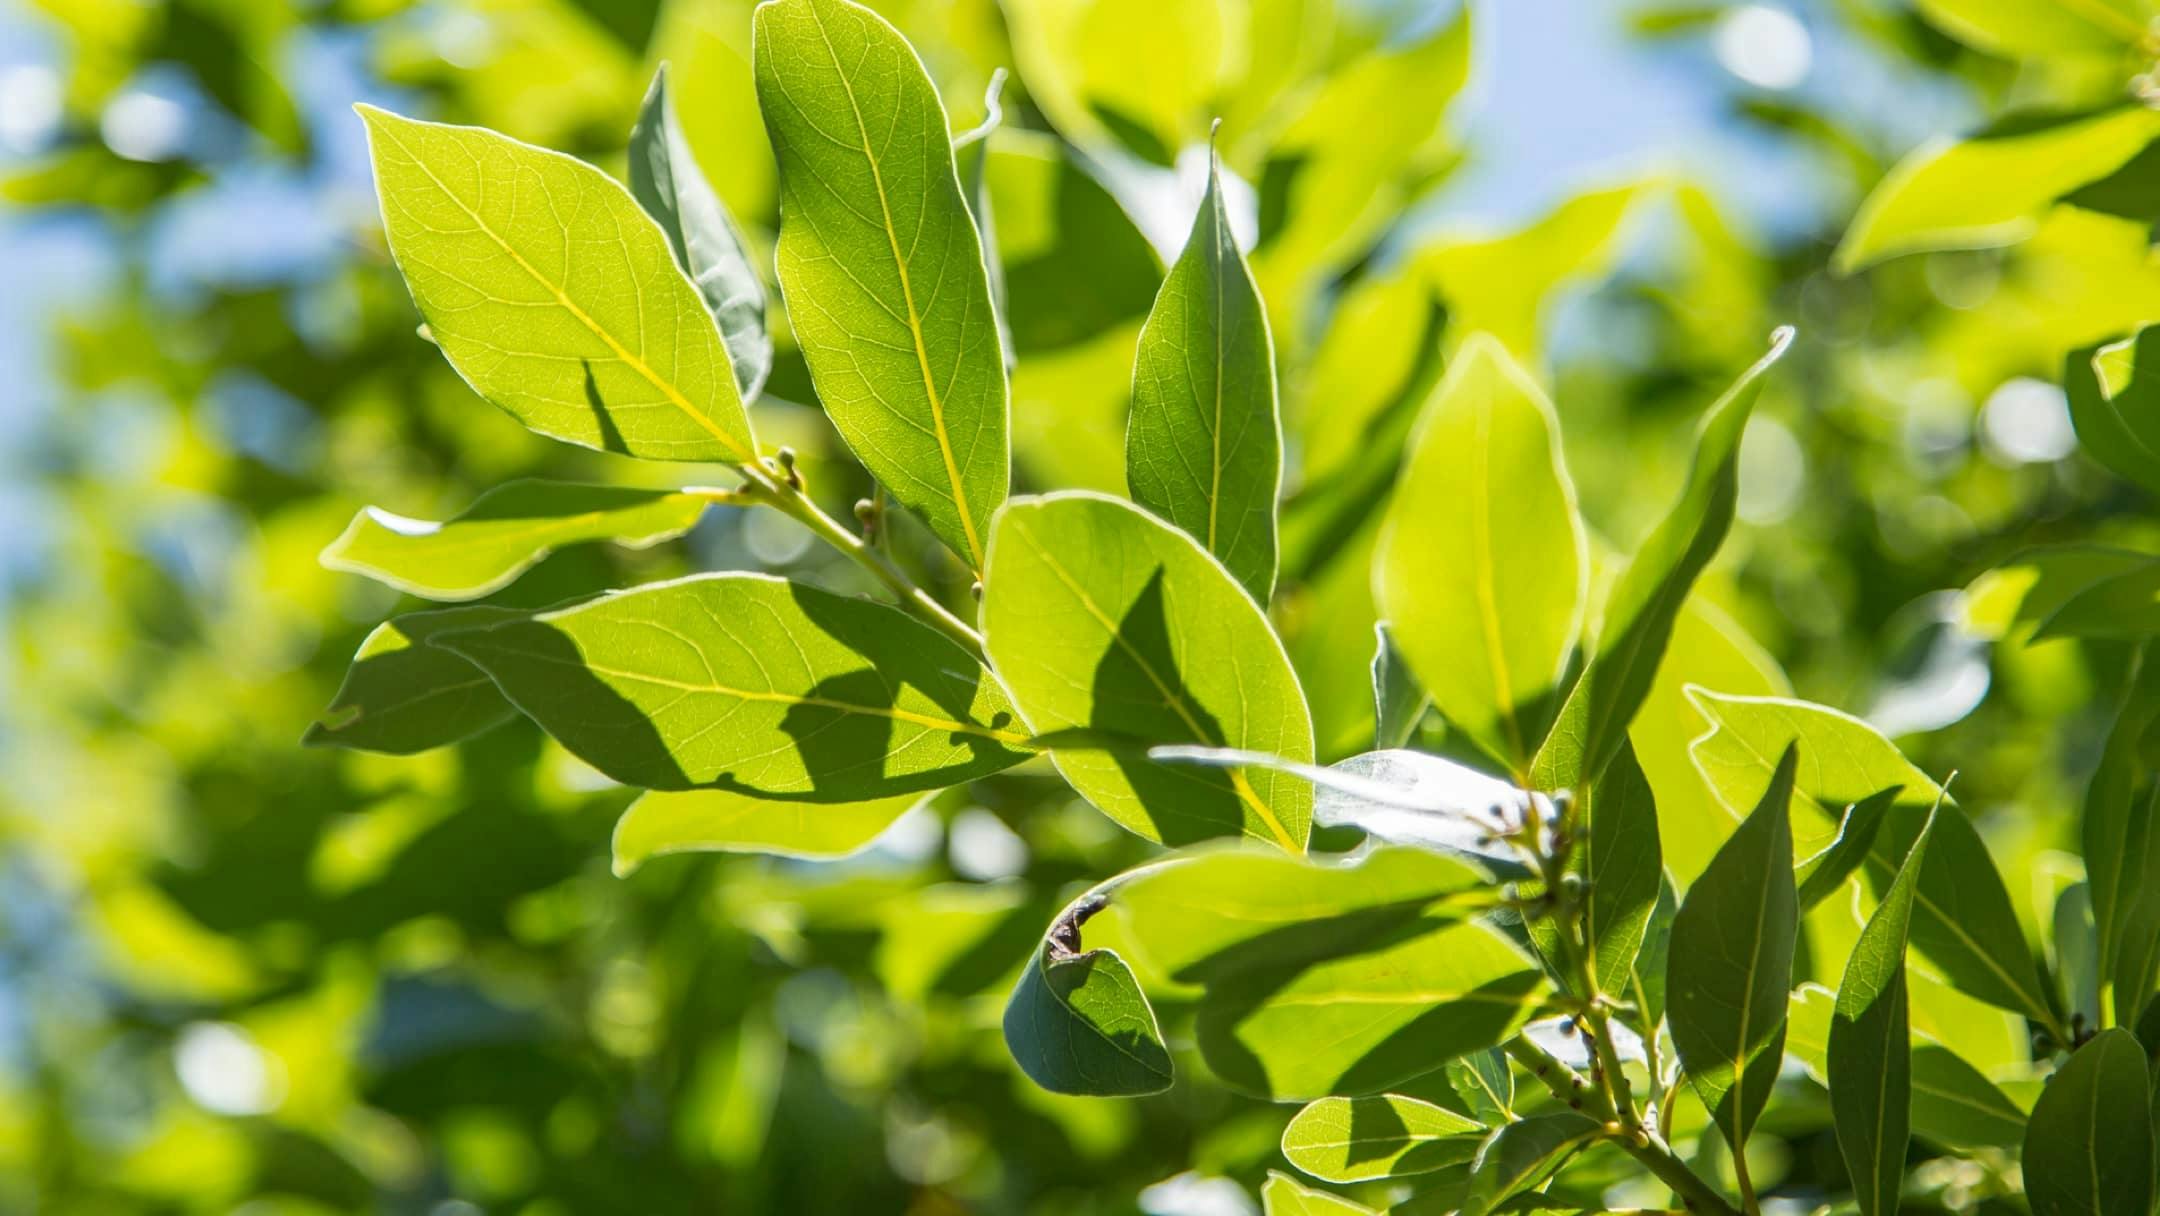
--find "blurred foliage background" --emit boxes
[0,0,2150,1211]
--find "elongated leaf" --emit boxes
[2067,328,2160,498]
[952,71,1014,372]
[1836,106,2160,272]
[754,0,1008,570]
[2036,560,2160,640]
[1461,1113,1600,1216]
[1529,328,1791,791]
[1916,0,2144,60]
[1377,334,1585,771]
[1262,1172,1378,1216]
[1829,805,1934,1216]
[2025,1029,2154,1216]
[1584,742,1661,998]
[1126,143,1281,603]
[1281,1095,1483,1183]
[1795,789,1895,912]
[357,106,758,464]
[1962,544,2155,640]
[1685,687,1942,866]
[612,788,923,875]
[439,572,1030,797]
[1442,1048,1515,1125]
[305,606,523,754]
[2081,653,2160,1027]
[982,492,1312,849]
[1668,745,1798,1157]
[629,67,771,400]
[1103,846,1541,1099]
[1004,887,1172,1097]
[1372,622,1429,749]
[1789,984,2030,1153]
[321,481,708,601]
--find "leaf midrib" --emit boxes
[372,119,755,465]
[801,0,986,570]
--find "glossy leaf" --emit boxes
[1377,333,1586,771]
[611,788,923,874]
[1668,745,1798,1158]
[1836,107,2160,272]
[1461,1113,1601,1216]
[1281,1095,1483,1183]
[1126,143,1281,603]
[982,492,1312,849]
[2024,1029,2154,1216]
[2067,327,2160,498]
[629,66,771,400]
[357,106,758,464]
[321,481,708,601]
[1261,1172,1378,1216]
[439,573,1031,796]
[1004,888,1173,1097]
[1529,327,1791,791]
[754,0,1008,570]
[305,606,523,754]
[1829,805,1934,1216]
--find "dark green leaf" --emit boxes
[1461,1112,1601,1216]
[1126,142,1282,604]
[2068,325,2160,497]
[1372,622,1429,750]
[1583,742,1662,998]
[1004,887,1172,1097]
[2036,559,2160,640]
[305,606,523,754]
[2025,1029,2155,1216]
[1668,745,1799,1157]
[439,573,1030,797]
[754,0,1008,571]
[321,481,708,601]
[629,67,772,400]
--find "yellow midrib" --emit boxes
[805,2,986,571]
[1206,199,1226,553]
[1012,520,1300,852]
[375,121,755,466]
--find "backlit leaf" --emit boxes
[629,66,772,400]
[440,572,1030,797]
[1377,334,1586,772]
[305,606,523,754]
[1372,622,1430,750]
[1262,1172,1378,1216]
[321,481,708,601]
[2035,558,2160,640]
[2066,326,2160,498]
[1915,0,2144,60]
[1126,143,1281,603]
[982,492,1312,849]
[754,0,1008,570]
[1281,1095,1483,1183]
[358,106,758,464]
[611,787,924,874]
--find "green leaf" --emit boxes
[2082,652,2160,1027]
[357,106,758,464]
[1583,742,1662,999]
[1460,1113,1601,1216]
[438,572,1030,797]
[305,606,523,754]
[1442,1048,1516,1125]
[1962,544,2156,640]
[1377,333,1586,772]
[1261,1172,1379,1216]
[2025,1029,2155,1216]
[754,0,1008,571]
[1684,687,1942,867]
[1004,887,1173,1097]
[1789,984,2030,1153]
[1372,622,1430,750]
[1668,744,1798,1158]
[1836,106,2160,272]
[2068,325,2160,499]
[982,492,1312,849]
[1105,846,1542,1099]
[321,481,708,601]
[1829,804,1935,1216]
[1126,142,1281,604]
[2035,560,2160,640]
[1794,789,1895,912]
[1914,0,2145,60]
[1281,1095,1483,1183]
[629,66,772,401]
[611,788,924,875]
[952,71,1015,373]
[1529,327,1792,791]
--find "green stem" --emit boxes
[1505,1038,1736,1216]
[693,464,987,660]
